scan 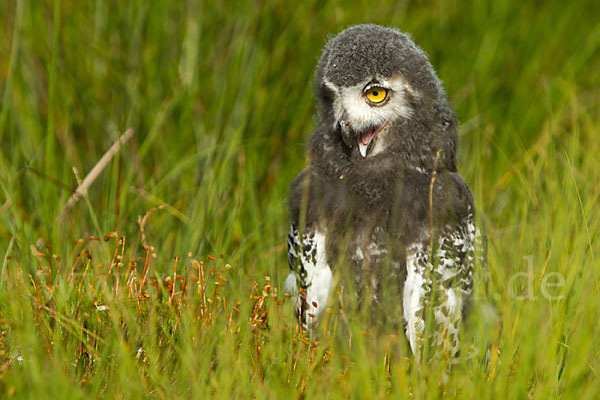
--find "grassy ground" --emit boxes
[1,0,599,398]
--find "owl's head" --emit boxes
[314,24,457,171]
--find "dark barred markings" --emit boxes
[286,223,332,332]
[403,212,477,363]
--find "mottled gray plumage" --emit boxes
[286,24,478,364]
[314,25,458,173]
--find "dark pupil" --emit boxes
[372,91,379,96]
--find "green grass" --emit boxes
[1,0,599,398]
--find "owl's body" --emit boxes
[286,25,478,362]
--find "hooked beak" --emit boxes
[337,112,388,158]
[338,112,354,149]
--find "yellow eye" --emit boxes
[365,87,388,104]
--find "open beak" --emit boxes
[337,112,387,158]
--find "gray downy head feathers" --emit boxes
[310,24,458,173]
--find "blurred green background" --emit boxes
[1,0,599,398]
